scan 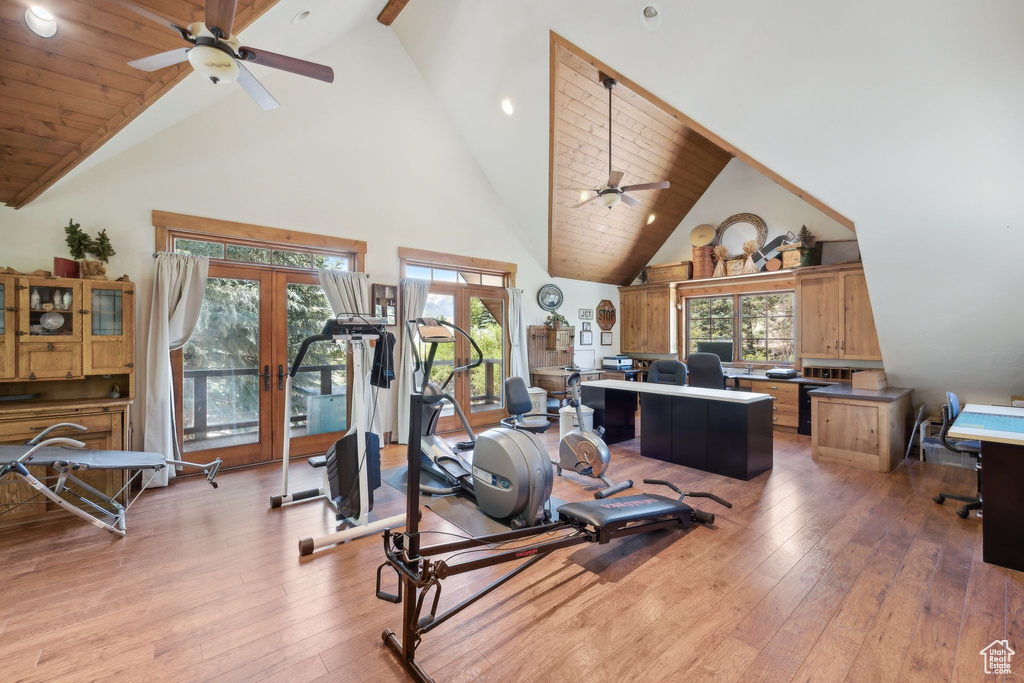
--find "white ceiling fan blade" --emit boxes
[620,193,640,207]
[607,170,624,188]
[620,180,670,192]
[572,194,602,209]
[236,62,280,110]
[128,48,190,72]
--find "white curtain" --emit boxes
[392,278,430,444]
[507,287,530,385]
[144,253,209,486]
[317,269,379,433]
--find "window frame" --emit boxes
[737,291,796,364]
[682,288,797,366]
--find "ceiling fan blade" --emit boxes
[620,180,670,192]
[236,62,280,110]
[239,47,335,83]
[128,48,191,72]
[205,0,238,38]
[572,195,602,209]
[620,193,640,207]
[105,0,183,31]
[607,170,624,188]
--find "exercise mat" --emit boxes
[382,466,563,537]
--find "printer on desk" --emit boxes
[603,355,633,370]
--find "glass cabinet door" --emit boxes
[83,282,134,376]
[0,276,14,379]
[18,279,82,343]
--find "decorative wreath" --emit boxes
[712,213,768,260]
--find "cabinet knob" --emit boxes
[772,417,777,422]
[47,343,54,350]
[770,385,778,390]
[28,373,36,380]
[4,306,15,312]
[78,309,90,315]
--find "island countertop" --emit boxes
[807,384,912,403]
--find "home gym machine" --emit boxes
[376,387,733,682]
[409,317,553,528]
[270,314,404,556]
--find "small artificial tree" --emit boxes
[797,225,816,247]
[64,219,91,260]
[91,229,117,263]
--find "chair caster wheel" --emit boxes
[957,509,969,519]
[933,496,945,505]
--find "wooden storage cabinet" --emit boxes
[0,275,14,379]
[811,392,911,472]
[737,378,799,429]
[18,342,83,380]
[796,265,881,361]
[618,284,677,354]
[83,281,135,375]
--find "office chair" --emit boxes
[933,391,983,519]
[687,352,727,390]
[647,359,687,386]
[500,376,553,434]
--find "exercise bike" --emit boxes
[409,317,553,529]
[502,372,631,499]
[270,314,405,556]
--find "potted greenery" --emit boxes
[797,225,819,267]
[65,219,117,280]
[544,310,569,329]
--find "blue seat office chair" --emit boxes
[647,359,687,386]
[686,352,727,390]
[501,376,553,434]
[933,392,983,518]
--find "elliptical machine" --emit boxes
[409,317,553,528]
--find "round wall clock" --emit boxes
[537,284,564,311]
[689,224,716,247]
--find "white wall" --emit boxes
[646,158,854,268]
[0,22,619,448]
[393,0,1024,408]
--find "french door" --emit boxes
[420,285,508,432]
[174,265,350,468]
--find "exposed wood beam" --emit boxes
[376,0,409,26]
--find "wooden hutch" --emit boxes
[0,273,135,528]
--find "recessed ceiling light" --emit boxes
[291,9,311,24]
[501,98,514,116]
[639,3,662,32]
[25,5,57,38]
[647,214,656,225]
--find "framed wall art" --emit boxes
[372,284,398,326]
[600,331,613,346]
[579,330,593,346]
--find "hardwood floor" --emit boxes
[1,430,1020,682]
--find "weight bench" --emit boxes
[0,423,221,537]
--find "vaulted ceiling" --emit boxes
[0,0,279,208]
[548,36,733,285]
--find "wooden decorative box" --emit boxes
[645,261,691,283]
[779,243,803,269]
[546,327,574,351]
[692,246,714,279]
[852,370,887,390]
[726,259,745,276]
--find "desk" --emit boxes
[949,403,1024,572]
[581,379,774,480]
[530,367,604,405]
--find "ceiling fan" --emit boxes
[570,77,669,209]
[112,0,334,110]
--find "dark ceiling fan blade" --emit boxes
[128,48,191,71]
[620,193,640,207]
[105,0,183,31]
[238,47,334,83]
[205,0,238,38]
[620,180,670,192]
[236,62,279,110]
[607,170,624,188]
[572,195,602,209]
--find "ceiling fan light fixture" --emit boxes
[189,44,239,84]
[639,3,662,32]
[25,5,57,37]
[601,193,621,209]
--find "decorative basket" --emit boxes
[692,246,714,279]
[645,261,691,283]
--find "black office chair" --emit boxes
[501,376,553,434]
[933,392,983,519]
[687,352,727,390]
[647,359,687,386]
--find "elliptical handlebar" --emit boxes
[291,314,387,378]
[406,318,485,393]
[642,479,733,508]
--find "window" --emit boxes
[403,261,509,287]
[172,237,351,271]
[685,290,796,364]
[686,296,734,356]
[740,293,795,362]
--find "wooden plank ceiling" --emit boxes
[549,36,733,285]
[0,0,279,208]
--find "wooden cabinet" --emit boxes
[737,378,799,430]
[0,277,135,388]
[545,326,574,351]
[811,391,911,472]
[0,398,131,528]
[618,284,677,354]
[796,265,880,361]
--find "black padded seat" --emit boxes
[557,494,693,528]
[955,440,982,453]
[308,455,327,468]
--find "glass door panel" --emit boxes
[180,269,272,465]
[420,288,458,431]
[467,293,506,424]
